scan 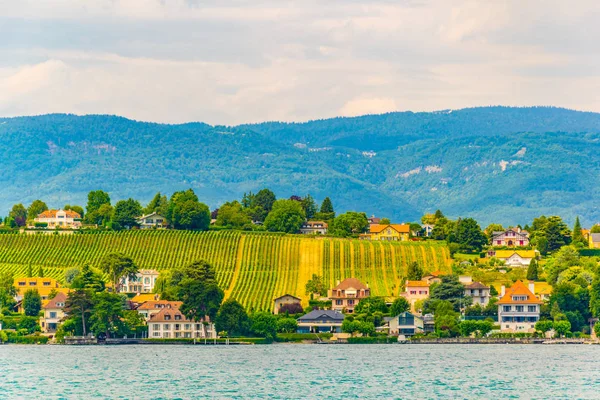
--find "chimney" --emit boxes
[500,285,506,297]
[529,281,535,294]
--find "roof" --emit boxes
[37,209,81,219]
[491,228,529,238]
[43,292,67,309]
[464,281,489,289]
[274,294,302,301]
[302,221,328,228]
[493,250,536,259]
[369,224,410,234]
[149,307,203,323]
[497,281,542,305]
[137,300,182,310]
[131,293,160,303]
[406,280,430,288]
[297,310,345,322]
[424,270,446,278]
[332,278,368,291]
[136,212,166,220]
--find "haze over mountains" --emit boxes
[1,106,599,226]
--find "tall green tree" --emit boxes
[64,289,94,336]
[23,289,42,316]
[572,216,586,247]
[64,204,85,218]
[301,194,318,220]
[38,266,44,278]
[426,275,469,312]
[175,260,224,322]
[167,189,211,230]
[0,271,16,312]
[318,197,335,220]
[27,200,48,220]
[390,297,410,316]
[526,259,539,281]
[215,201,251,227]
[454,217,487,253]
[143,192,169,216]
[71,264,106,292]
[250,311,278,339]
[98,253,138,293]
[9,203,27,227]
[112,198,143,229]
[354,297,388,314]
[305,274,327,296]
[252,189,277,221]
[264,199,306,233]
[330,212,369,237]
[86,190,111,215]
[89,292,125,338]
[215,299,251,337]
[407,261,424,281]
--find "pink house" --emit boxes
[401,280,430,310]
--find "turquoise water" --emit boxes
[1,344,599,398]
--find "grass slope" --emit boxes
[0,231,451,311]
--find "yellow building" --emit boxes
[589,233,600,249]
[13,277,68,301]
[360,224,410,241]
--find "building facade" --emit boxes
[148,307,216,339]
[299,221,328,235]
[137,300,182,321]
[13,277,65,302]
[359,224,410,241]
[40,292,67,333]
[296,310,344,333]
[401,280,430,310]
[34,209,82,229]
[497,281,542,332]
[328,278,370,313]
[136,212,168,229]
[464,282,491,306]
[490,228,530,247]
[273,294,302,314]
[120,269,160,293]
[488,250,536,267]
[388,312,424,336]
[590,233,600,249]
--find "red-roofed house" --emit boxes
[497,281,542,332]
[40,292,67,333]
[148,307,216,339]
[328,278,370,313]
[463,282,491,306]
[137,300,182,321]
[35,209,82,229]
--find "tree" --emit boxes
[390,297,410,316]
[250,312,278,339]
[485,223,504,240]
[426,275,468,312]
[168,189,211,230]
[341,319,362,336]
[380,218,391,225]
[64,267,80,285]
[318,197,335,220]
[358,321,376,336]
[23,289,42,316]
[89,292,125,338]
[215,299,251,337]
[71,264,105,292]
[535,320,554,335]
[407,261,423,281]
[454,217,487,253]
[526,259,539,281]
[305,274,327,296]
[276,318,298,333]
[215,201,251,227]
[64,289,94,336]
[553,320,571,337]
[98,253,138,293]
[112,198,143,229]
[37,265,44,278]
[354,297,388,314]
[572,216,586,247]
[27,200,48,220]
[264,199,306,233]
[300,195,318,220]
[176,260,224,322]
[9,204,27,227]
[545,216,571,251]
[433,301,459,337]
[86,190,111,215]
[330,212,369,237]
[590,274,600,317]
[143,192,168,216]
[591,225,600,234]
[546,246,579,284]
[0,270,16,312]
[252,189,277,221]
[64,204,85,218]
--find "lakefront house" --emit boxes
[136,300,182,321]
[40,292,67,333]
[497,281,542,332]
[34,209,82,229]
[401,280,430,310]
[463,281,491,306]
[328,278,370,313]
[490,228,529,247]
[296,310,344,333]
[148,307,216,339]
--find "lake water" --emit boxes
[1,344,599,398]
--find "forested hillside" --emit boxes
[0,231,451,311]
[1,106,599,225]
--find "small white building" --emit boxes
[488,250,537,267]
[34,209,82,229]
[421,224,434,237]
[464,282,491,306]
[497,281,542,332]
[299,221,328,235]
[148,307,216,339]
[120,269,160,293]
[136,212,168,229]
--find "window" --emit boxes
[18,282,25,286]
[175,324,181,331]
[50,312,57,319]
[163,332,170,338]
[528,306,537,313]
[516,306,524,312]
[496,241,501,245]
[29,282,36,286]
[164,315,171,320]
[184,324,191,330]
[43,282,51,286]
[336,300,343,305]
[175,315,181,320]
[512,296,527,301]
[175,332,181,338]
[184,332,191,338]
[410,291,417,295]
[503,306,511,312]
[153,324,160,331]
[163,324,170,330]
[195,324,201,330]
[153,332,160,337]
[348,300,354,306]
[144,277,150,284]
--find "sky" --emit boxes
[1,0,599,125]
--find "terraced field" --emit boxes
[0,231,451,310]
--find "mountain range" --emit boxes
[1,106,599,226]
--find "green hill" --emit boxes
[0,231,451,310]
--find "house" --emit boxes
[532,282,552,302]
[490,228,529,247]
[422,224,434,237]
[34,209,82,229]
[388,311,424,336]
[273,294,302,314]
[299,221,328,235]
[359,224,410,241]
[13,277,67,302]
[422,270,446,285]
[401,281,430,310]
[120,269,160,293]
[367,215,381,225]
[136,212,168,229]
[137,300,182,321]
[40,292,67,334]
[590,233,600,249]
[148,307,216,339]
[464,282,491,306]
[328,278,370,313]
[488,250,536,267]
[497,281,542,332]
[296,310,345,333]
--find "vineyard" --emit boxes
[0,231,452,311]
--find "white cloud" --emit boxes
[340,97,398,117]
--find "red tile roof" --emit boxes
[332,278,368,290]
[137,300,182,310]
[149,307,209,323]
[37,209,81,219]
[497,280,542,305]
[43,292,67,309]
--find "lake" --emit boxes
[1,344,599,398]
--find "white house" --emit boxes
[497,281,542,332]
[34,209,82,229]
[120,269,160,293]
[299,221,328,235]
[491,228,530,247]
[421,224,434,237]
[488,250,537,267]
[136,212,168,229]
[40,292,68,333]
[148,307,216,339]
[137,300,182,321]
[464,281,491,306]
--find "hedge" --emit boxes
[142,337,272,344]
[275,333,333,342]
[7,334,49,344]
[578,249,600,257]
[346,336,396,344]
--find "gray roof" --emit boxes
[297,310,345,322]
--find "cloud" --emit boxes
[0,0,598,124]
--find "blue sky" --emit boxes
[0,0,598,124]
